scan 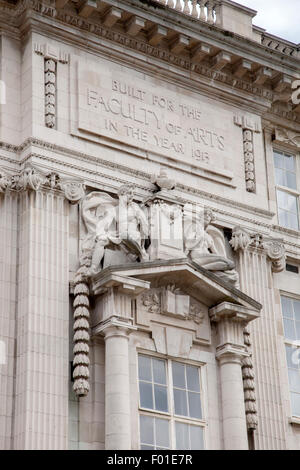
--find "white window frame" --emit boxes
[137,353,207,450]
[273,148,300,231]
[280,292,300,419]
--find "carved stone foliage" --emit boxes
[234,115,261,193]
[0,166,85,203]
[230,226,286,273]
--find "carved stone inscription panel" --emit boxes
[73,57,247,176]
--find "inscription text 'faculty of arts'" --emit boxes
[78,75,227,165]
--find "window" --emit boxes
[281,296,300,417]
[274,150,299,230]
[138,355,205,450]
[286,263,299,274]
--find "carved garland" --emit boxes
[242,326,258,430]
[72,267,91,397]
[234,115,261,193]
[44,58,56,128]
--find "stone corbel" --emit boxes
[0,165,85,204]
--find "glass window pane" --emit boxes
[275,168,285,186]
[281,297,294,319]
[188,392,202,419]
[274,152,283,169]
[291,392,300,417]
[287,193,297,213]
[152,358,166,385]
[140,415,154,445]
[186,366,200,392]
[286,172,297,190]
[277,190,286,208]
[140,382,153,409]
[175,422,190,450]
[284,155,295,172]
[286,345,297,368]
[154,385,168,412]
[174,389,188,416]
[288,369,300,393]
[293,300,300,322]
[139,356,152,382]
[289,213,299,231]
[283,319,296,341]
[190,425,204,450]
[296,322,300,341]
[141,444,154,450]
[155,418,169,448]
[278,209,289,228]
[172,362,186,388]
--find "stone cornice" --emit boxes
[1,0,299,123]
[0,138,276,222]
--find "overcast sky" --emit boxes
[236,0,299,44]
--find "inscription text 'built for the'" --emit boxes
[77,64,233,168]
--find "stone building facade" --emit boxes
[0,0,299,450]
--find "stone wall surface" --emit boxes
[0,0,299,450]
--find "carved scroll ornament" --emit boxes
[0,165,85,203]
[230,226,286,274]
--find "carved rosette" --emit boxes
[72,267,91,397]
[242,326,258,430]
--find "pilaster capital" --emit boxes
[94,318,137,339]
[216,346,248,365]
[210,302,259,359]
[0,165,85,203]
[230,226,286,272]
[230,226,252,251]
[262,238,286,273]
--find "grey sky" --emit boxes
[236,0,299,44]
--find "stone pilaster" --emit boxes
[230,227,287,449]
[0,165,84,449]
[0,192,18,449]
[210,302,257,450]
